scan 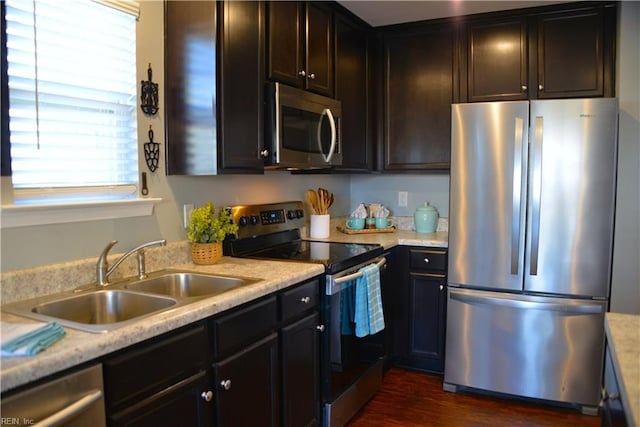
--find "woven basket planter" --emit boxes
[191,241,223,265]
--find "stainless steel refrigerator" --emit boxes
[444,98,618,414]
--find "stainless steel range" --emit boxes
[224,201,388,427]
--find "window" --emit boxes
[4,0,139,203]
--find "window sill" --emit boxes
[0,198,162,228]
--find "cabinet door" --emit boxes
[408,272,447,373]
[109,370,213,427]
[281,312,320,427]
[266,1,303,87]
[383,23,455,171]
[165,0,216,175]
[467,17,528,102]
[218,0,264,172]
[534,6,613,99]
[335,12,373,172]
[213,333,280,427]
[305,2,333,96]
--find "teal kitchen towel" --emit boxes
[354,263,385,338]
[1,321,66,357]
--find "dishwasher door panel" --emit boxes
[444,288,606,407]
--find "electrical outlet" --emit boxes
[398,191,408,207]
[183,204,194,228]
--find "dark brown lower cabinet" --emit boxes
[213,333,280,427]
[281,312,320,427]
[109,370,213,427]
[394,247,448,374]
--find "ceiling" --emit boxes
[336,1,574,27]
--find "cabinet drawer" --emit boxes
[103,323,209,411]
[212,296,278,360]
[409,249,447,272]
[280,279,319,322]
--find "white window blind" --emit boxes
[5,0,138,195]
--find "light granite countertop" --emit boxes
[605,312,640,427]
[0,230,448,394]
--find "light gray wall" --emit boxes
[610,1,640,314]
[349,175,449,218]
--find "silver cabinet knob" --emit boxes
[538,84,544,91]
[439,284,444,291]
[260,149,269,158]
[298,70,306,77]
[316,324,325,332]
[201,391,213,402]
[307,73,315,80]
[521,85,527,91]
[424,258,430,264]
[220,379,232,390]
[300,296,311,304]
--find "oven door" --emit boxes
[321,256,387,427]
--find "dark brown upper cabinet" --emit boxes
[334,10,373,172]
[165,0,264,175]
[463,3,616,102]
[533,5,615,99]
[381,20,458,171]
[466,17,528,102]
[267,1,334,96]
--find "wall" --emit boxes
[610,1,640,314]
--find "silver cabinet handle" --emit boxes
[423,258,430,264]
[220,380,232,390]
[521,85,527,91]
[298,70,306,77]
[538,84,544,91]
[34,390,102,427]
[307,73,315,80]
[316,324,325,332]
[439,285,444,291]
[300,296,310,304]
[201,391,213,402]
[260,149,269,158]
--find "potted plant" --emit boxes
[187,202,238,264]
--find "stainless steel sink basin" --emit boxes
[2,270,262,333]
[33,290,177,324]
[124,271,258,298]
[3,290,178,334]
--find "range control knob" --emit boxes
[238,216,249,226]
[296,209,304,219]
[287,210,296,220]
[249,215,259,225]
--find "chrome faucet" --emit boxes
[96,239,167,286]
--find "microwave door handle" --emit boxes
[317,108,336,162]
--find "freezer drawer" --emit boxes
[444,288,606,408]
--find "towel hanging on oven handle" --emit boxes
[326,258,386,296]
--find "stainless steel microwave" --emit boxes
[264,82,342,170]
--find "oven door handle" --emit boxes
[328,258,386,295]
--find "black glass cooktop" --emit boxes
[240,240,383,275]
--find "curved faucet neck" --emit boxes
[96,239,167,286]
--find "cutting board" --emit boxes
[336,225,396,234]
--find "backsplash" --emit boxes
[0,241,192,305]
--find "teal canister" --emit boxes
[414,202,439,233]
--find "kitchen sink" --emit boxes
[33,290,177,325]
[2,270,262,333]
[123,271,258,298]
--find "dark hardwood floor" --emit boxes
[348,368,602,427]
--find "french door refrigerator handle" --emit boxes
[449,289,605,314]
[530,116,544,276]
[511,116,525,275]
[317,108,336,162]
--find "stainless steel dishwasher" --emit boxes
[1,364,105,426]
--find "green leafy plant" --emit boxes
[187,202,238,243]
